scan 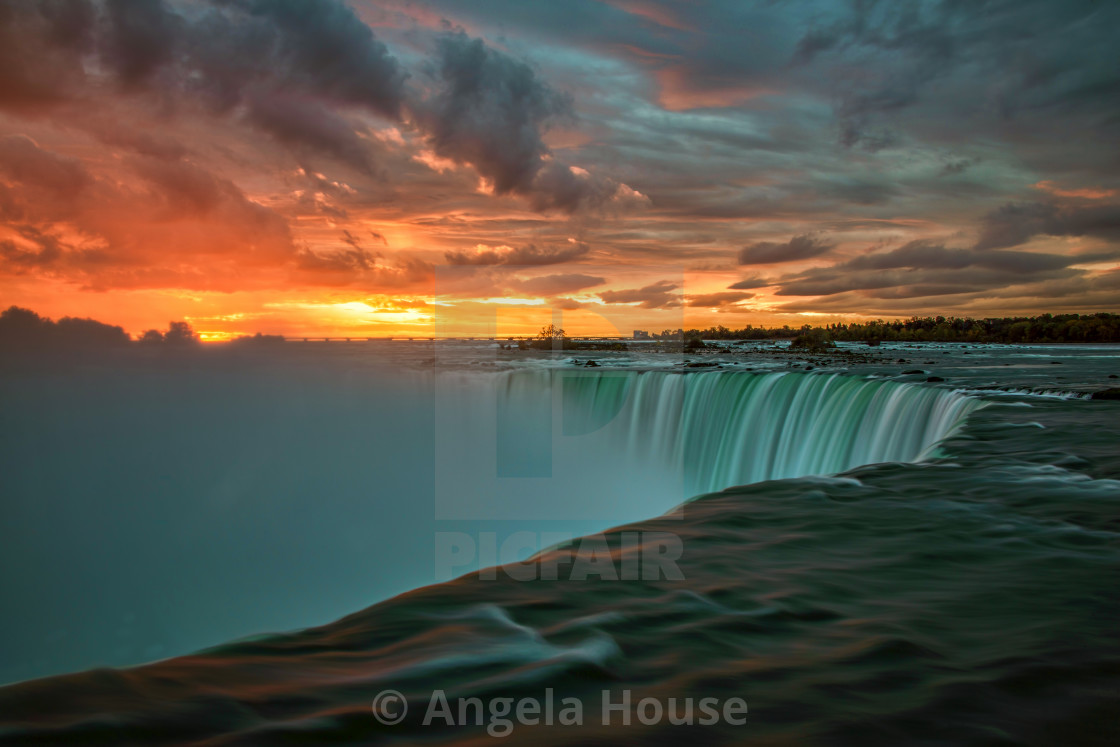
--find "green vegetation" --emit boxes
[681,314,1120,344]
[0,306,130,349]
[789,328,836,350]
[231,332,286,345]
[5,307,1120,351]
[520,323,575,350]
[0,306,198,349]
[137,320,200,346]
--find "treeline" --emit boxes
[682,313,1120,344]
[6,305,1119,350]
[0,306,200,349]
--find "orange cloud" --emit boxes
[1033,181,1117,200]
[606,0,696,32]
[655,68,774,111]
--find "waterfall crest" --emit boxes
[435,369,980,521]
[541,370,979,493]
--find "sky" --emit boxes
[0,0,1118,339]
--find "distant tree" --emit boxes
[671,313,1120,344]
[790,328,836,350]
[0,306,129,349]
[138,329,164,345]
[231,333,285,345]
[536,324,566,341]
[163,321,199,345]
[527,323,571,350]
[0,306,52,347]
[55,317,130,347]
[685,333,705,350]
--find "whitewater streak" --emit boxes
[530,369,981,495]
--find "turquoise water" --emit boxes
[558,369,979,491]
[0,342,1118,744]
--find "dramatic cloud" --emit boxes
[598,280,681,309]
[444,243,590,267]
[0,0,405,166]
[774,240,1109,299]
[511,273,605,296]
[412,31,638,212]
[0,135,295,289]
[976,202,1120,250]
[0,135,90,204]
[243,93,380,173]
[728,276,772,290]
[0,1,95,109]
[295,250,431,289]
[739,235,835,265]
[687,291,753,308]
[414,31,570,195]
[2,0,1119,334]
[102,0,180,86]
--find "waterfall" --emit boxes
[558,370,980,495]
[436,369,980,522]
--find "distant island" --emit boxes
[3,305,1119,350]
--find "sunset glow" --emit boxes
[2,1,1118,338]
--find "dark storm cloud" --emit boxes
[791,0,1120,145]
[412,31,630,212]
[777,265,1120,314]
[444,243,590,267]
[243,92,379,173]
[843,242,1076,274]
[777,267,1081,299]
[940,157,980,177]
[818,177,902,206]
[414,31,570,195]
[0,135,91,199]
[686,291,753,308]
[728,276,772,290]
[739,235,835,265]
[297,246,378,272]
[232,0,405,117]
[0,0,95,108]
[0,225,110,274]
[154,0,406,121]
[296,250,432,288]
[131,158,289,236]
[102,0,180,86]
[511,273,605,296]
[340,230,377,254]
[526,161,633,213]
[0,228,63,270]
[451,0,1120,227]
[0,2,631,212]
[81,122,189,161]
[774,240,1108,298]
[0,0,405,166]
[1013,267,1120,300]
[598,280,680,309]
[172,0,406,169]
[976,202,1120,250]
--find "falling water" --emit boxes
[524,369,980,495]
